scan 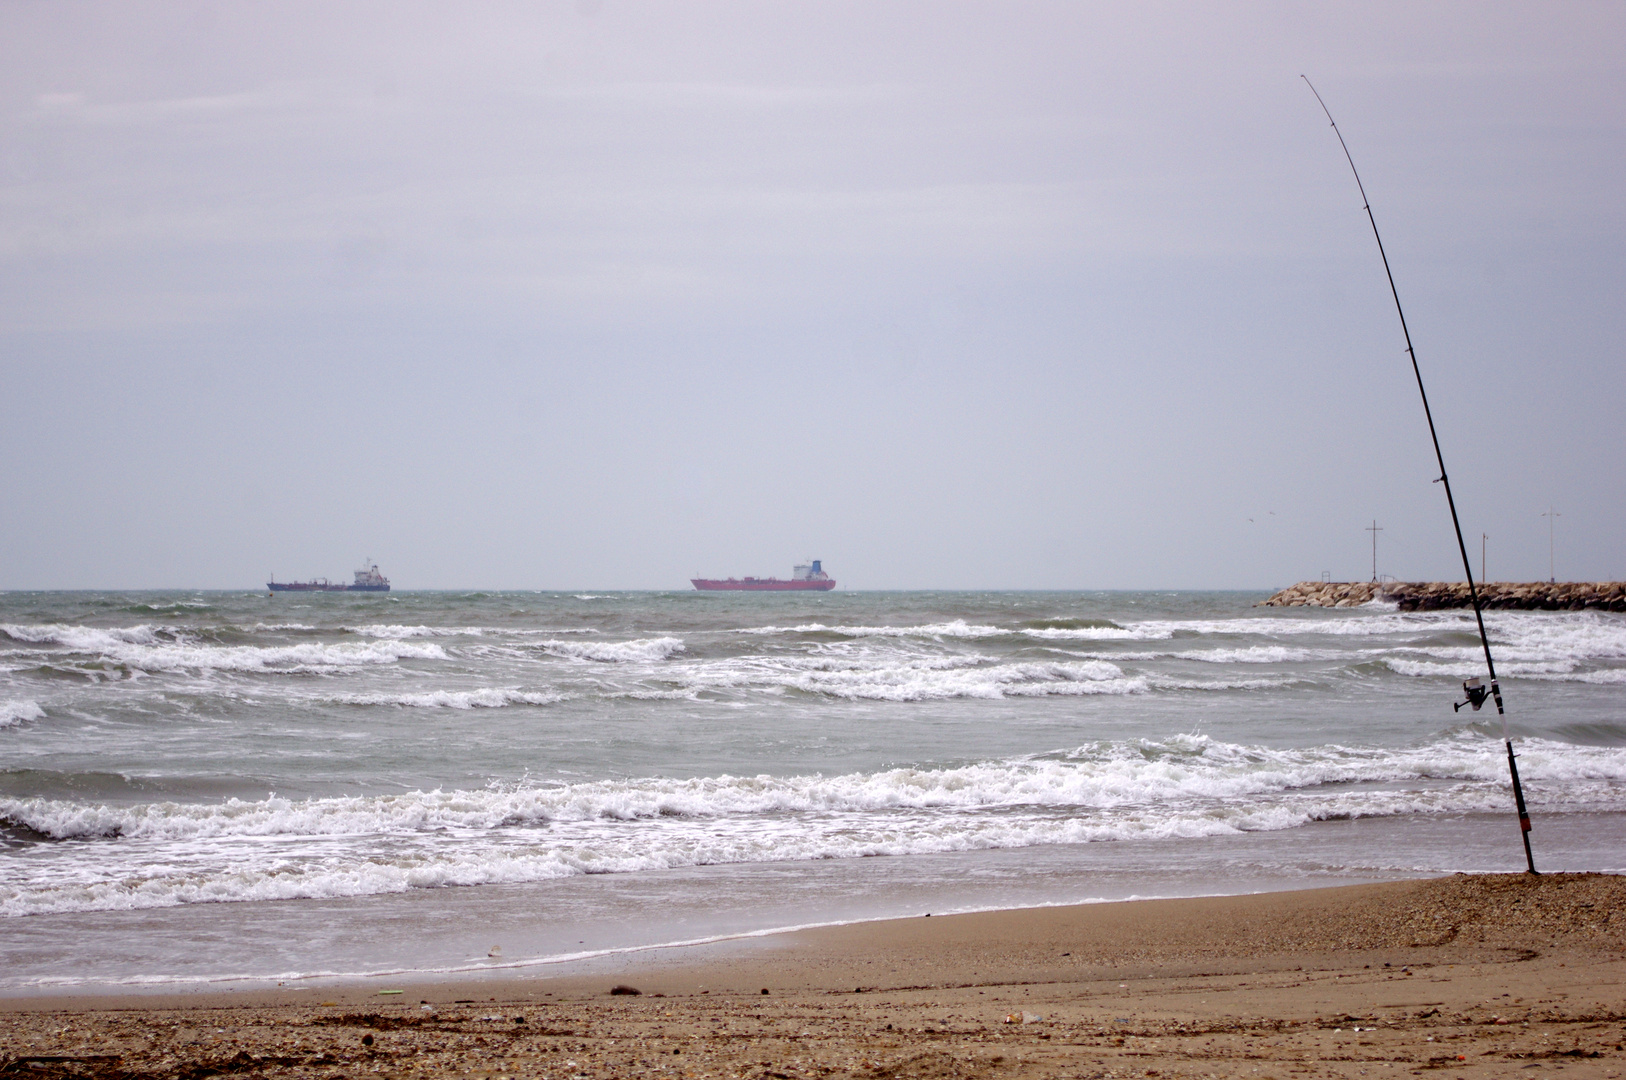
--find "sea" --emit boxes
[2,589,1624,995]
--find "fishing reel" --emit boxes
[1454,677,1490,713]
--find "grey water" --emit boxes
[3,589,1623,992]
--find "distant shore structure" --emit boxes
[268,560,391,593]
[692,560,836,592]
[1262,579,1625,611]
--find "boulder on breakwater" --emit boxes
[1261,580,1626,612]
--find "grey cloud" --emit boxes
[1,1,1621,589]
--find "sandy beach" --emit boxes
[2,873,1622,1079]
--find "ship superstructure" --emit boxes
[692,560,836,592]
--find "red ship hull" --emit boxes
[691,578,836,591]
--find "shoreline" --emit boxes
[4,874,1623,1077]
[0,874,1416,1003]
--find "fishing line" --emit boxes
[1302,76,1536,874]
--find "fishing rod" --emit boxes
[1302,76,1536,875]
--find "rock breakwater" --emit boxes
[1261,580,1626,611]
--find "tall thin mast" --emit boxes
[1303,77,1536,874]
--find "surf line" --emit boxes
[1303,76,1537,874]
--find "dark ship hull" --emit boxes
[269,561,391,593]
[267,582,390,592]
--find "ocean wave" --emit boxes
[539,637,684,663]
[0,790,1492,917]
[1116,609,1626,647]
[0,622,446,673]
[0,700,44,729]
[3,733,1624,915]
[784,659,1141,701]
[9,733,1621,844]
[739,619,1172,643]
[1020,618,1128,631]
[735,611,1626,652]
[1522,669,1626,685]
[140,640,439,674]
[665,654,1310,701]
[738,620,1012,640]
[333,688,565,709]
[1486,612,1626,658]
[1019,625,1163,641]
[1146,675,1306,692]
[1381,657,1592,679]
[351,624,601,639]
[1174,646,1339,663]
[349,624,489,639]
[1057,646,1344,664]
[664,655,1135,701]
[2,624,163,648]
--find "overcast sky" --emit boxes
[2,1,1621,590]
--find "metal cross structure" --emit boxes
[1543,507,1560,584]
[1366,520,1383,583]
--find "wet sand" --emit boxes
[2,873,1623,1079]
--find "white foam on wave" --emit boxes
[1059,646,1344,664]
[667,648,1316,702]
[742,619,1163,642]
[789,659,1141,701]
[351,624,606,639]
[0,700,44,728]
[539,637,685,663]
[10,732,1622,846]
[348,624,602,639]
[668,653,1138,701]
[1147,675,1305,692]
[5,733,1624,916]
[1524,669,1626,685]
[333,688,566,709]
[1128,610,1626,655]
[351,624,489,639]
[737,611,1626,652]
[1381,657,1598,680]
[0,787,1499,918]
[1479,612,1626,662]
[1176,645,1338,663]
[2,623,162,649]
[139,640,440,674]
[1125,613,1436,639]
[1019,625,1163,641]
[1,622,447,672]
[740,620,1013,640]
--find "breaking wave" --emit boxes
[0,700,44,729]
[331,688,565,709]
[3,733,1623,915]
[7,733,1623,842]
[539,637,685,663]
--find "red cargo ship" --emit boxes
[692,560,836,592]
